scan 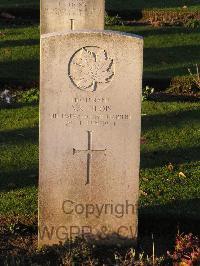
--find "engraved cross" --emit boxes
[73,131,106,185]
[70,19,75,30]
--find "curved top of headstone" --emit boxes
[41,30,143,42]
[41,0,105,34]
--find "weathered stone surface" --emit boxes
[39,31,143,246]
[41,0,105,34]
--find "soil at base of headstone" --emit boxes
[0,215,37,258]
[0,215,192,257]
[0,215,199,264]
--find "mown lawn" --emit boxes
[112,25,200,80]
[1,21,200,85]
[0,105,38,215]
[1,0,200,11]
[0,101,199,219]
[140,101,200,219]
[0,23,39,85]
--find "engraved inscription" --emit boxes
[69,47,114,92]
[73,131,106,185]
[43,0,103,17]
[50,97,132,127]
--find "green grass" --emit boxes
[112,25,200,79]
[0,101,199,218]
[0,23,39,85]
[0,22,200,84]
[1,0,200,11]
[140,101,200,218]
[0,105,39,215]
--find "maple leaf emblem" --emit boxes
[69,47,114,92]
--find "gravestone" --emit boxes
[39,31,143,246]
[41,0,105,34]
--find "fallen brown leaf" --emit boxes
[140,190,148,196]
[179,172,187,178]
[167,163,174,172]
[141,137,147,144]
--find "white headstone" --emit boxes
[39,31,143,246]
[41,0,105,34]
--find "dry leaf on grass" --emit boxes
[140,190,148,196]
[167,163,174,172]
[179,172,187,178]
[141,137,147,144]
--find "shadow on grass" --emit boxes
[130,26,200,37]
[144,45,200,73]
[144,66,196,80]
[0,39,39,48]
[139,198,200,255]
[106,0,200,10]
[0,168,38,191]
[0,102,39,110]
[0,19,39,29]
[0,59,39,87]
[149,93,200,102]
[139,198,200,234]
[142,109,200,130]
[141,146,200,169]
[0,126,38,144]
[141,108,200,168]
[0,126,38,191]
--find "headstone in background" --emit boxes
[39,30,143,246]
[41,0,105,34]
